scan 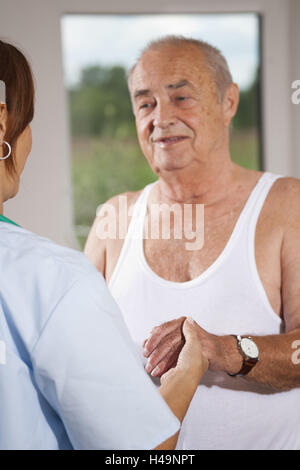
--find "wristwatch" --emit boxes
[228,335,260,377]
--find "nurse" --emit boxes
[0,40,207,450]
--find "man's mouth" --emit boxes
[153,136,188,147]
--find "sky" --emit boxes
[61,13,259,91]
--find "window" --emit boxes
[61,13,261,247]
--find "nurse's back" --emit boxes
[0,219,93,449]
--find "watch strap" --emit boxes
[235,358,257,376]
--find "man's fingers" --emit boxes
[145,333,184,375]
[144,317,185,356]
[149,345,183,377]
[143,316,186,357]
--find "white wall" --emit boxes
[290,0,300,176]
[0,0,299,247]
[1,0,76,246]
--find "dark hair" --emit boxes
[0,40,35,175]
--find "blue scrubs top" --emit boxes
[0,218,179,449]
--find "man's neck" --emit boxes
[154,159,240,206]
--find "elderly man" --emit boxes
[85,36,300,450]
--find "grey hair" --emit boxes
[128,35,233,102]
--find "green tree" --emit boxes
[69,65,136,138]
[233,68,260,130]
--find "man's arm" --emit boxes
[144,318,300,392]
[144,179,300,391]
[84,214,107,277]
[229,178,300,388]
[84,191,140,281]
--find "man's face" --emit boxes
[129,45,230,176]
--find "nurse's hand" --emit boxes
[159,317,208,387]
[155,318,208,450]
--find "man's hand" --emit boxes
[143,316,186,377]
[144,317,243,377]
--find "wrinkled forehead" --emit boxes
[0,80,6,104]
[129,45,213,94]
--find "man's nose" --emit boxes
[153,102,176,128]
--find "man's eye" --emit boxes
[175,96,188,101]
[139,103,151,109]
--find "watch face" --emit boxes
[240,338,259,359]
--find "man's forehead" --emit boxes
[130,49,209,94]
[132,79,195,99]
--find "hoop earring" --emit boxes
[0,141,12,160]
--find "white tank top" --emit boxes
[109,172,300,450]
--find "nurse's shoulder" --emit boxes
[0,222,100,351]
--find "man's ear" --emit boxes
[222,83,239,128]
[0,103,7,145]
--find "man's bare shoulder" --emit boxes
[271,176,300,193]
[87,189,143,242]
[268,176,300,219]
[102,190,142,214]
[84,189,143,274]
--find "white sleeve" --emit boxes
[31,270,179,450]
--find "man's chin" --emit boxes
[155,155,191,173]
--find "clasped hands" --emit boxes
[143,316,243,379]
